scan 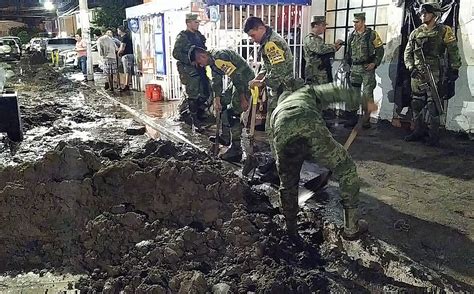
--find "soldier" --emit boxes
[344,12,385,128]
[243,16,304,182]
[303,15,344,85]
[189,46,255,162]
[271,84,377,239]
[404,3,461,146]
[172,13,210,130]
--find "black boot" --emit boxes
[344,111,358,128]
[259,164,280,185]
[258,159,276,174]
[425,129,440,146]
[190,113,204,133]
[209,125,231,146]
[404,131,425,142]
[220,141,243,163]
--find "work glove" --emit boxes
[410,67,423,80]
[448,69,459,81]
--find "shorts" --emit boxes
[121,54,134,74]
[102,58,118,75]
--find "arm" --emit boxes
[313,84,361,110]
[404,31,416,71]
[444,26,461,70]
[306,36,336,56]
[372,31,384,67]
[264,38,294,90]
[172,33,190,64]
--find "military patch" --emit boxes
[372,31,384,48]
[215,59,237,76]
[264,41,286,65]
[443,26,456,44]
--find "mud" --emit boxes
[0,60,472,292]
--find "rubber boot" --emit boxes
[344,111,359,128]
[190,112,204,133]
[342,208,368,240]
[404,124,426,142]
[259,163,280,185]
[258,159,276,174]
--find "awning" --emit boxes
[205,0,311,6]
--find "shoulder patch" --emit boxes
[215,59,237,76]
[372,31,384,48]
[264,41,286,65]
[443,26,456,44]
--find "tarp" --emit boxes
[205,0,311,6]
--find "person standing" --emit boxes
[189,46,255,162]
[270,84,377,239]
[243,16,304,183]
[344,12,385,128]
[117,26,134,92]
[303,15,343,85]
[75,34,87,81]
[403,3,461,146]
[97,28,118,92]
[173,13,210,131]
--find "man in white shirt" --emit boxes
[97,28,118,91]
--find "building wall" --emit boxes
[0,21,26,36]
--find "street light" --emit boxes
[44,0,55,10]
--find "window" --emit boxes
[325,0,389,60]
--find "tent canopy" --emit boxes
[205,0,311,5]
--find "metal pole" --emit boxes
[79,0,94,81]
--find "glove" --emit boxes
[448,69,459,81]
[410,67,423,79]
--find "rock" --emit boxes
[126,125,146,136]
[212,283,231,294]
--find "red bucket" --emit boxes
[145,84,163,102]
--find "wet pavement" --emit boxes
[0,61,473,292]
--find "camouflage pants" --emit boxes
[306,67,330,85]
[272,108,360,222]
[177,63,210,113]
[410,71,441,135]
[349,65,376,112]
[220,83,250,143]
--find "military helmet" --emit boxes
[311,15,326,25]
[419,2,442,16]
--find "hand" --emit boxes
[335,39,344,51]
[365,63,376,71]
[367,102,378,113]
[249,79,264,88]
[214,96,222,113]
[410,67,423,79]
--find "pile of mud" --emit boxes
[1,139,469,293]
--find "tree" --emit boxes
[92,0,142,29]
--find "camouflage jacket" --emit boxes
[404,23,461,72]
[208,49,255,95]
[272,84,360,126]
[303,32,336,70]
[257,27,296,91]
[172,30,206,66]
[345,28,384,67]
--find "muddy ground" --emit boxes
[0,59,472,293]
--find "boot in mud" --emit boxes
[342,208,368,240]
[220,141,243,163]
[344,111,359,128]
[258,159,276,174]
[404,131,426,142]
[209,125,231,147]
[259,164,280,185]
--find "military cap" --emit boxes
[353,12,366,21]
[419,2,442,14]
[185,13,199,21]
[311,15,326,24]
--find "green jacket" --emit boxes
[172,30,206,66]
[258,27,296,92]
[404,23,461,72]
[345,28,384,67]
[303,32,336,80]
[208,49,255,95]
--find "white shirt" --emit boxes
[97,35,117,59]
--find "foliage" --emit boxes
[8,27,45,44]
[92,0,142,29]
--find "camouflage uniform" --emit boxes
[208,49,255,160]
[303,16,337,85]
[270,84,361,234]
[258,26,304,154]
[172,14,210,122]
[404,3,461,145]
[345,12,384,125]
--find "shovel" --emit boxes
[242,86,260,177]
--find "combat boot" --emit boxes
[190,113,204,133]
[258,159,276,174]
[220,141,243,163]
[209,125,231,147]
[259,163,280,185]
[404,129,426,142]
[342,208,368,240]
[425,129,440,147]
[344,111,359,128]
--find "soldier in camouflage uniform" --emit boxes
[271,84,377,239]
[404,3,461,146]
[244,16,304,182]
[344,12,385,128]
[172,13,210,130]
[189,46,255,162]
[303,15,343,85]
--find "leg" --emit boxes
[362,69,376,128]
[275,138,307,236]
[344,67,362,128]
[426,99,440,146]
[80,56,87,80]
[405,77,429,142]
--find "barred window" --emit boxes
[325,0,389,60]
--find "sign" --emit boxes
[155,14,166,75]
[209,6,220,23]
[128,18,140,34]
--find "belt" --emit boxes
[352,60,368,65]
